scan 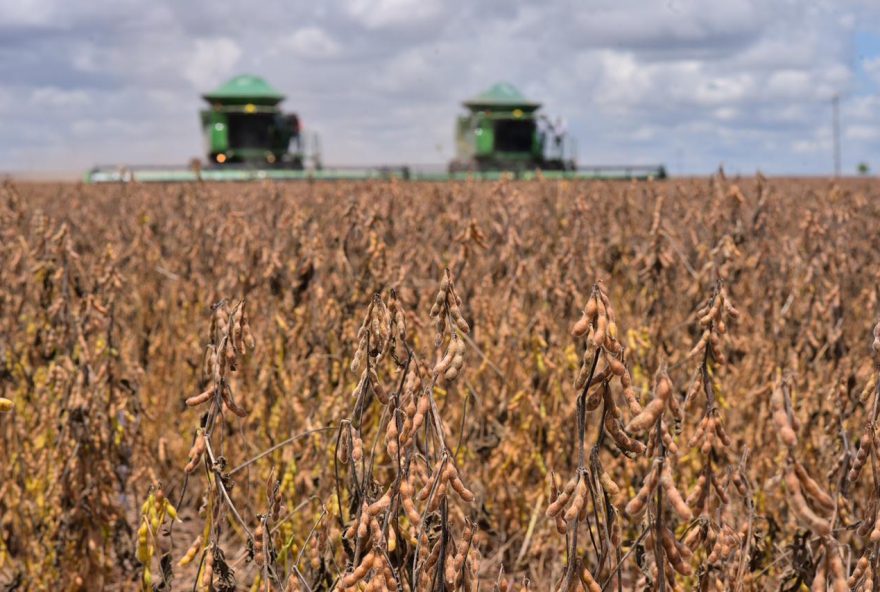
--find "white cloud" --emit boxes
[566,0,762,54]
[280,27,341,59]
[182,38,242,90]
[792,138,829,154]
[846,125,880,141]
[71,118,151,136]
[31,87,91,108]
[343,0,444,29]
[0,0,58,27]
[866,57,880,85]
[0,89,12,115]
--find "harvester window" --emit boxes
[227,113,276,150]
[494,119,534,153]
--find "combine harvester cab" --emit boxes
[449,82,574,174]
[200,74,306,169]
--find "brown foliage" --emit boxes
[1,175,880,590]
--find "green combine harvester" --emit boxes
[86,77,665,183]
[450,82,574,173]
[200,75,305,168]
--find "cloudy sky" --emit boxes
[2,0,879,175]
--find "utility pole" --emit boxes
[832,94,841,177]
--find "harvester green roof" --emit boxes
[202,74,285,106]
[463,82,541,112]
